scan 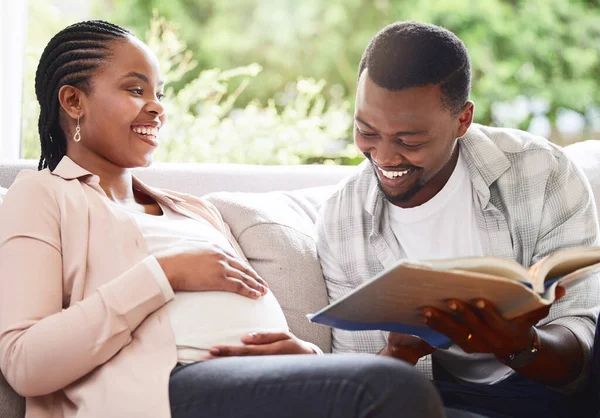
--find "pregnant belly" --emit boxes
[167,290,289,363]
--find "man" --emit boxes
[316,21,600,418]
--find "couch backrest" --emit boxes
[0,160,355,194]
[207,187,337,354]
[563,140,600,221]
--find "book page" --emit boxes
[528,247,600,290]
[555,263,600,288]
[421,257,531,285]
[318,264,548,328]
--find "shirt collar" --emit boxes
[364,161,383,218]
[459,124,511,188]
[51,156,96,181]
[459,124,511,206]
[51,155,184,204]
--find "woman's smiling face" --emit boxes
[65,36,166,169]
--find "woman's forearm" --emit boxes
[0,237,168,397]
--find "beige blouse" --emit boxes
[0,156,244,418]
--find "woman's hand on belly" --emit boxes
[208,332,317,357]
[156,242,268,299]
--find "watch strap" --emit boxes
[499,327,541,369]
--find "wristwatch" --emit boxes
[499,327,541,369]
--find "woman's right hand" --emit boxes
[155,242,268,299]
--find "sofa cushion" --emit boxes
[206,186,334,353]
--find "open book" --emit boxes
[308,247,600,348]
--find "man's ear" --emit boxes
[58,85,85,119]
[456,100,474,138]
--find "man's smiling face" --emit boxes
[354,69,473,208]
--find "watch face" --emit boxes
[508,348,539,369]
[505,327,541,369]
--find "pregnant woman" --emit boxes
[0,20,446,418]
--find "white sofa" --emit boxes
[1,140,599,418]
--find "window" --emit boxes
[0,2,27,160]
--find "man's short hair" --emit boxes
[358,21,471,115]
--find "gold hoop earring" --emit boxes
[73,115,81,142]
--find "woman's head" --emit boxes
[35,20,166,171]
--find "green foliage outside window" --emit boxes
[21,0,600,164]
[147,16,358,164]
[22,4,359,165]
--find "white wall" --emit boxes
[0,2,27,159]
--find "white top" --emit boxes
[125,201,290,364]
[388,150,513,384]
[387,150,482,260]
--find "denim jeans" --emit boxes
[169,353,445,418]
[435,371,574,418]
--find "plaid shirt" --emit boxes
[316,124,600,389]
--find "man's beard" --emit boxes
[374,173,426,204]
[364,152,425,204]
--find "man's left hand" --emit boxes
[421,286,565,360]
[208,332,317,358]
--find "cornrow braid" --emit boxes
[34,20,131,171]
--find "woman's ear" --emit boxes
[58,85,85,119]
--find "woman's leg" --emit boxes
[169,353,445,418]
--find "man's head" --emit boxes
[355,21,474,208]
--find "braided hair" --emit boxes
[34,20,131,171]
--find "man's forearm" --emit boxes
[508,324,583,387]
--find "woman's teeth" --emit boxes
[132,126,158,137]
[378,167,411,179]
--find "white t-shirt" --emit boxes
[125,202,289,364]
[387,150,513,384]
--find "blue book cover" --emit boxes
[307,311,454,348]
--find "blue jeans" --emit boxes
[169,353,445,418]
[435,371,574,418]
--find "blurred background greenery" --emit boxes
[21,0,600,164]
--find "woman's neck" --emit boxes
[66,150,135,203]
[98,171,135,204]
